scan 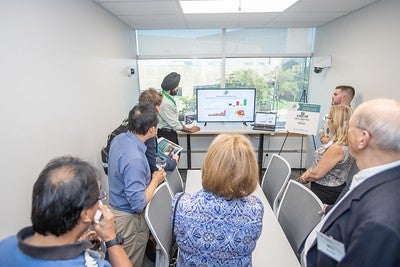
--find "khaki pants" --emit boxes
[111,207,149,267]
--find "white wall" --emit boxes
[0,0,138,238]
[305,0,400,166]
[309,0,400,114]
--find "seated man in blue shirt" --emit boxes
[107,103,166,266]
[0,156,131,267]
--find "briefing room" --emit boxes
[1,0,399,267]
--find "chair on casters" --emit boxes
[276,180,324,258]
[260,153,292,213]
[145,183,174,267]
[165,167,184,197]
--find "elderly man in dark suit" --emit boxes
[301,98,400,267]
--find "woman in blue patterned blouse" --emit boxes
[171,134,264,267]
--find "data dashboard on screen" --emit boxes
[196,88,256,123]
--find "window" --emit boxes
[137,58,222,120]
[136,29,313,122]
[225,58,310,110]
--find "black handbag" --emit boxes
[169,193,184,267]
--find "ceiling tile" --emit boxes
[100,1,180,15]
[287,0,380,12]
[93,0,382,29]
[276,12,347,22]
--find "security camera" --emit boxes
[126,67,135,77]
[314,67,323,73]
[312,56,332,74]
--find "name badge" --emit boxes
[316,231,345,262]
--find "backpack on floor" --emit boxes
[100,118,128,175]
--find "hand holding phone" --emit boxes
[94,200,103,223]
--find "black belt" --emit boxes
[160,128,175,132]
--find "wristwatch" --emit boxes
[105,234,124,248]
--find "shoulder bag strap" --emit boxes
[171,193,184,239]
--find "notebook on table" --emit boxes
[252,111,277,131]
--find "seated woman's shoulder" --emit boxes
[328,142,346,152]
[243,195,264,212]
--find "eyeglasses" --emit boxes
[323,114,332,122]
[98,189,107,200]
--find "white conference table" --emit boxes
[178,123,281,175]
[185,170,300,267]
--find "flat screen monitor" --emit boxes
[196,88,256,123]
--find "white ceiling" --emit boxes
[93,0,381,29]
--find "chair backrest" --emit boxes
[276,180,324,258]
[165,167,184,197]
[145,183,173,267]
[260,153,292,213]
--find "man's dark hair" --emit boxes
[31,156,100,236]
[128,103,158,135]
[336,85,355,101]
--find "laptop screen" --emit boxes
[254,112,277,128]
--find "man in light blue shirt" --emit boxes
[108,103,166,266]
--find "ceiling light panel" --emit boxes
[180,0,299,14]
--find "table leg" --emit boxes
[187,134,191,169]
[258,134,264,179]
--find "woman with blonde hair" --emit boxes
[171,134,264,266]
[300,104,354,204]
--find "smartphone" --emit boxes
[94,200,103,223]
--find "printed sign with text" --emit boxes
[285,102,321,135]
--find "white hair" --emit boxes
[353,98,400,152]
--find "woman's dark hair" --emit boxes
[31,156,99,236]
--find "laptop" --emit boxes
[252,111,277,131]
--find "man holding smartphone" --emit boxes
[0,156,131,267]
